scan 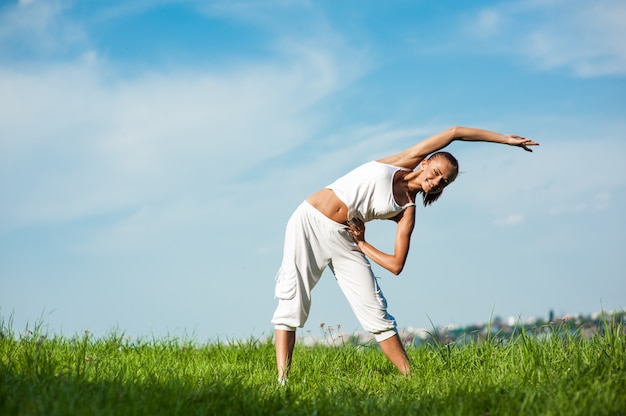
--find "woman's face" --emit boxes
[421,157,457,194]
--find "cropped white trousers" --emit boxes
[271,201,397,342]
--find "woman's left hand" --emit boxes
[506,134,540,152]
[347,218,366,242]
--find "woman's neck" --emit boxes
[394,170,420,205]
[402,170,423,193]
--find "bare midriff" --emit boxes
[306,188,349,224]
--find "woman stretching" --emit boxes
[271,126,539,382]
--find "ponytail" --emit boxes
[421,190,443,207]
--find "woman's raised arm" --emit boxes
[378,126,539,170]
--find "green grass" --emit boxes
[1,318,625,415]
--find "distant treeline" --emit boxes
[316,310,626,348]
[409,310,626,347]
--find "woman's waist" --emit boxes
[305,188,350,224]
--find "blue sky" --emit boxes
[1,0,625,341]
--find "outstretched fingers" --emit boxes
[508,135,540,152]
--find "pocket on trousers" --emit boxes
[274,265,297,300]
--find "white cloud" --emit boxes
[437,120,626,225]
[0,0,373,266]
[0,0,87,57]
[468,0,626,77]
[493,213,525,226]
[0,42,366,237]
[472,8,505,38]
[548,192,612,216]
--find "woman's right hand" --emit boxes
[347,218,366,242]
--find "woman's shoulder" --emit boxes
[376,149,425,170]
[372,159,413,171]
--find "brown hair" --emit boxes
[419,151,459,207]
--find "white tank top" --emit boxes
[326,161,416,222]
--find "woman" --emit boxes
[271,126,539,382]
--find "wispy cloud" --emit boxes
[441,126,626,222]
[494,213,525,226]
[0,1,370,242]
[468,0,626,77]
[548,192,612,216]
[0,0,87,59]
[0,51,349,227]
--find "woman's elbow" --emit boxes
[448,125,462,138]
[389,263,404,275]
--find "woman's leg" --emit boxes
[272,202,332,382]
[378,333,410,375]
[275,329,296,381]
[330,228,410,375]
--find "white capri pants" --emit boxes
[271,201,397,342]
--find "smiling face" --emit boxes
[420,155,458,194]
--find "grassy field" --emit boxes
[1,317,625,416]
